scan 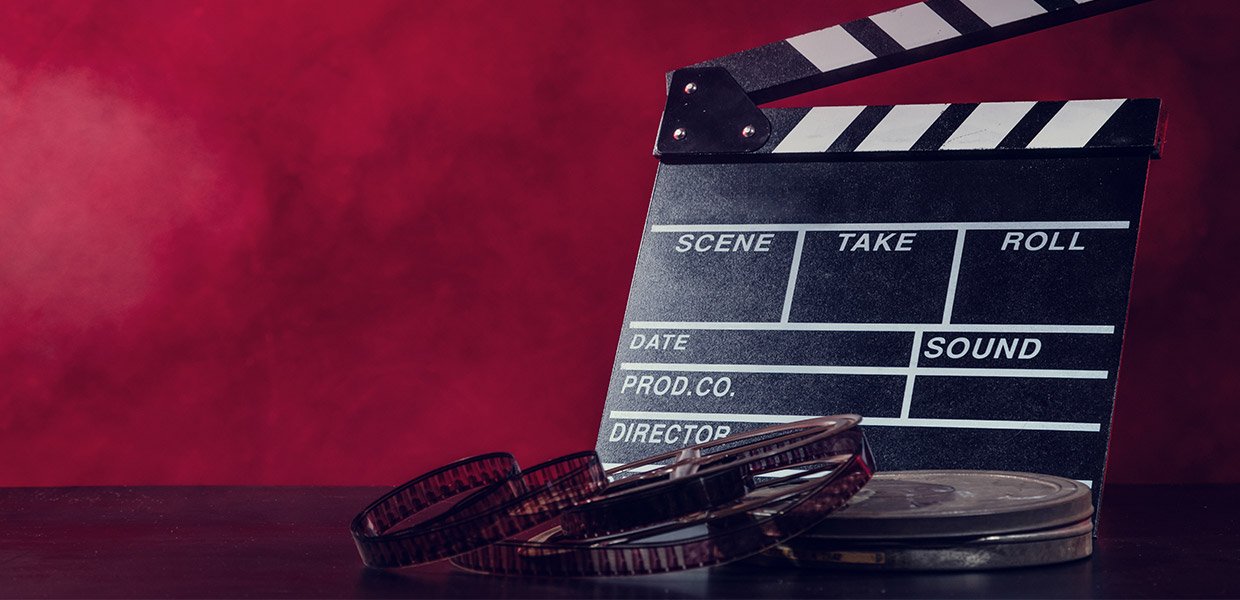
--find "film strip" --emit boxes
[561,416,866,537]
[351,451,607,568]
[351,416,872,575]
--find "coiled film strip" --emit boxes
[351,415,873,576]
[559,416,866,538]
[351,451,607,568]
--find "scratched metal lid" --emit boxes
[764,517,1093,571]
[801,470,1093,540]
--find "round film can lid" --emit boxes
[767,517,1093,571]
[801,470,1093,540]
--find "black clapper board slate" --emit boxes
[594,0,1163,513]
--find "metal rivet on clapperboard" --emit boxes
[683,82,697,94]
[741,125,756,138]
[672,128,687,140]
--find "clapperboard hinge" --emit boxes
[656,0,1163,161]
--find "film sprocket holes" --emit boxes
[453,419,874,576]
[352,416,873,575]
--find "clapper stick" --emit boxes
[596,0,1164,519]
[656,0,1158,158]
[689,0,1151,105]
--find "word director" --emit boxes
[606,421,732,445]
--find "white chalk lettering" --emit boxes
[674,233,776,253]
[924,337,1043,360]
[1001,231,1085,251]
[839,232,916,251]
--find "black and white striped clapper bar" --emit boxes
[595,0,1164,512]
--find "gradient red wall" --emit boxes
[1,0,1236,486]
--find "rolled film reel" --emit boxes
[452,419,874,576]
[351,415,874,576]
[351,451,607,568]
[560,415,867,537]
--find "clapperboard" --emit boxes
[595,0,1163,509]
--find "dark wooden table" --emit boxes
[2,484,1238,598]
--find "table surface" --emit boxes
[2,484,1238,598]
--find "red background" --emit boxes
[1,1,1236,486]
